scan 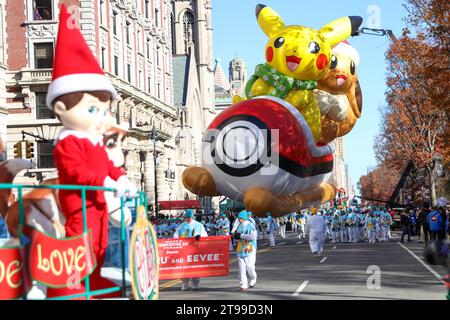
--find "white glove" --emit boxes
[103,176,127,198]
[117,175,138,198]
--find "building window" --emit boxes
[114,56,119,76]
[112,11,118,35]
[127,63,131,83]
[156,46,160,66]
[126,21,131,45]
[34,43,53,69]
[137,29,141,52]
[37,142,55,168]
[36,92,55,119]
[145,0,150,19]
[99,0,106,26]
[183,11,195,48]
[171,14,176,54]
[147,77,151,94]
[33,0,52,21]
[101,47,106,69]
[138,70,143,88]
[146,38,150,60]
[157,83,161,99]
[155,8,159,27]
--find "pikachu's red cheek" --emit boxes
[316,54,328,70]
[266,46,274,63]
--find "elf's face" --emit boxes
[53,92,113,135]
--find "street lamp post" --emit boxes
[151,126,159,217]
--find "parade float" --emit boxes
[183,4,363,217]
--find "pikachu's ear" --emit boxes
[320,16,363,48]
[255,4,285,37]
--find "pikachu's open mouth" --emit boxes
[286,55,301,71]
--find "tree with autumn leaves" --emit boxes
[372,0,449,206]
[359,164,401,205]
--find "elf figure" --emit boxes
[46,5,136,299]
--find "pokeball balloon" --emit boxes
[182,96,337,217]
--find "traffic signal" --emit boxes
[25,141,34,159]
[13,141,22,158]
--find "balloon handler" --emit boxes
[173,210,208,291]
[234,211,258,291]
[45,5,137,299]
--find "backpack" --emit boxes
[428,212,442,232]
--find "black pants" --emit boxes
[430,231,439,242]
[401,226,411,242]
[416,223,421,237]
[422,225,430,244]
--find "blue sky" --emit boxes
[212,0,408,191]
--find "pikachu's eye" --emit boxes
[274,37,285,48]
[308,41,320,54]
[330,55,338,69]
[350,60,356,75]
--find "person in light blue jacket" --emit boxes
[234,210,258,291]
[174,209,208,291]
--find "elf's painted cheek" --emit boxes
[266,46,273,63]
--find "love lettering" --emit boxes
[0,258,23,289]
[36,244,87,276]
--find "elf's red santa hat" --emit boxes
[46,4,117,108]
[332,40,360,66]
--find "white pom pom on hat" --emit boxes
[332,40,360,66]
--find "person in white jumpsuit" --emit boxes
[174,209,208,291]
[266,212,278,246]
[233,210,258,291]
[305,208,326,257]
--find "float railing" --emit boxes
[0,183,148,300]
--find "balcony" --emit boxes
[106,72,176,116]
[8,69,52,86]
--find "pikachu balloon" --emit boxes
[244,4,362,142]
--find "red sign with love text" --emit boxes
[28,229,96,288]
[0,246,31,299]
[157,236,230,280]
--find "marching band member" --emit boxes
[234,210,258,291]
[266,212,278,247]
[347,208,357,243]
[339,210,348,242]
[366,211,377,244]
[217,213,233,250]
[174,209,208,291]
[279,216,287,239]
[331,211,340,243]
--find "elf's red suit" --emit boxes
[46,132,125,299]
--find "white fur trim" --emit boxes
[46,73,117,108]
[56,128,103,146]
[332,42,360,66]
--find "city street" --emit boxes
[158,232,447,300]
